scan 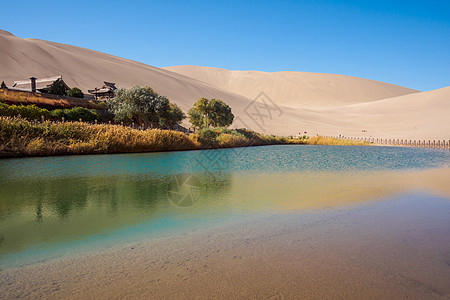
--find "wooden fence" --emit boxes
[323,136,450,150]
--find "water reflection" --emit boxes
[0,172,234,257]
[0,145,449,268]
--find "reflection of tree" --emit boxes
[48,178,89,219]
[199,173,233,195]
[166,173,202,208]
[128,176,168,210]
[165,172,233,207]
[35,199,43,222]
[0,172,233,223]
[0,170,234,257]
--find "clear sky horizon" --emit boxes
[2,0,449,91]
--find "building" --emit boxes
[88,81,117,99]
[10,76,70,95]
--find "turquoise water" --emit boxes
[0,145,449,269]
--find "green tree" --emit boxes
[48,79,69,96]
[67,87,84,98]
[208,99,234,127]
[107,86,178,127]
[161,102,186,128]
[188,98,234,129]
[187,107,204,128]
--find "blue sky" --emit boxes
[2,0,449,91]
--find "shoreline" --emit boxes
[3,116,448,161]
[0,142,295,160]
[0,116,372,159]
[2,191,449,299]
[2,141,447,160]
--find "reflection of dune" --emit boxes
[0,167,448,263]
[229,167,450,211]
[2,171,449,299]
[399,167,450,196]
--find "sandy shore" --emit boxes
[2,189,450,299]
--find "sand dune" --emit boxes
[0,29,448,139]
[164,65,419,108]
[273,86,450,139]
[0,29,251,113]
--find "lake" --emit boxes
[1,145,450,298]
[1,145,449,268]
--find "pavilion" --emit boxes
[88,82,117,99]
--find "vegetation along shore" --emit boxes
[0,85,369,158]
[0,116,372,158]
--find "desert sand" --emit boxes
[1,29,449,139]
[163,65,419,108]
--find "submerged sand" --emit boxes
[1,197,450,299]
[1,168,450,299]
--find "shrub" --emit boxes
[67,87,84,98]
[62,107,100,122]
[0,103,52,120]
[50,109,66,120]
[214,127,233,135]
[198,127,217,147]
[216,133,249,148]
[0,102,100,122]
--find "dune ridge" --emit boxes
[278,86,450,139]
[0,29,449,139]
[0,30,252,113]
[163,65,419,108]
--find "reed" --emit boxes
[0,117,197,157]
[0,118,370,159]
[306,136,369,146]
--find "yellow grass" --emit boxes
[0,118,371,158]
[306,136,370,146]
[0,88,106,110]
[216,133,249,148]
[0,117,197,157]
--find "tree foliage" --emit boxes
[188,98,234,129]
[48,79,69,96]
[161,102,186,128]
[107,86,185,127]
[51,107,100,122]
[187,107,204,128]
[67,87,84,98]
[0,102,100,122]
